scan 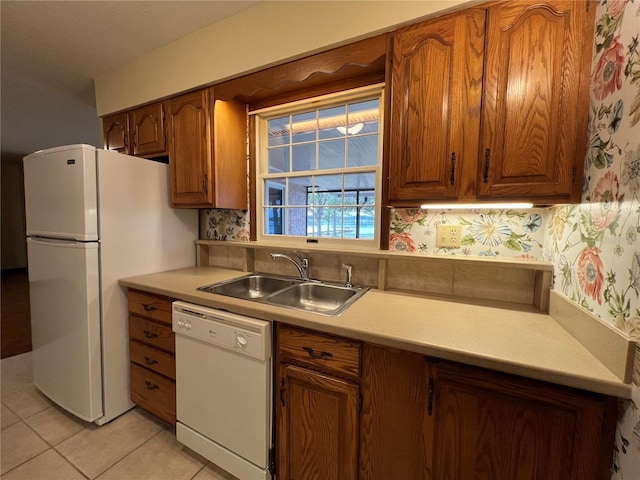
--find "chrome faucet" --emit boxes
[270,251,309,281]
[342,264,353,288]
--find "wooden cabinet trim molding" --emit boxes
[215,34,387,108]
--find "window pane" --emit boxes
[265,179,286,205]
[314,207,343,238]
[264,207,285,235]
[347,135,378,167]
[319,139,345,170]
[287,208,308,236]
[268,116,290,146]
[288,176,312,206]
[319,106,346,140]
[344,172,375,191]
[292,143,316,171]
[268,146,290,173]
[348,99,379,135]
[360,207,376,239]
[314,174,343,206]
[292,112,316,144]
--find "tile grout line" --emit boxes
[5,408,92,480]
[91,427,165,480]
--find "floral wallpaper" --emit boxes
[544,1,640,478]
[201,209,250,241]
[389,207,548,259]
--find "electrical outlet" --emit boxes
[436,225,462,248]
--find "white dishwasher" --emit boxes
[172,301,273,480]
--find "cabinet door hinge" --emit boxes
[279,377,286,407]
[359,395,363,414]
[268,447,276,475]
[572,165,577,184]
[427,378,434,416]
[203,174,208,194]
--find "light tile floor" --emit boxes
[1,352,239,480]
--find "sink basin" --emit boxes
[198,275,368,315]
[266,282,365,315]
[198,274,298,300]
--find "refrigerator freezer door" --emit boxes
[27,237,103,422]
[23,144,98,241]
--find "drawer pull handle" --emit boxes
[142,304,156,312]
[145,380,159,391]
[143,330,158,339]
[144,356,158,366]
[302,346,333,360]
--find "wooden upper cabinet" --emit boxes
[388,9,486,203]
[130,102,167,157]
[168,89,212,206]
[477,0,594,202]
[168,88,247,208]
[387,0,595,206]
[102,102,167,158]
[103,112,130,154]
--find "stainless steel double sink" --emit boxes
[198,274,368,316]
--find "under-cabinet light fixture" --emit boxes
[420,202,534,210]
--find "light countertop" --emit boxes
[120,266,632,398]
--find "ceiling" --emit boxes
[0,0,260,162]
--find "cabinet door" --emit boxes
[130,102,167,157]
[388,9,485,203]
[211,93,248,209]
[477,0,594,202]
[103,112,129,154]
[359,345,435,480]
[277,364,359,480]
[168,89,212,206]
[432,362,616,480]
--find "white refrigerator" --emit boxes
[23,144,198,425]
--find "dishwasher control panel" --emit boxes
[172,301,272,361]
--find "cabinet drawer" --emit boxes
[277,324,360,380]
[127,289,173,326]
[129,315,175,353]
[130,363,176,425]
[130,340,175,379]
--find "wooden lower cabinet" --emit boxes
[359,344,436,479]
[432,361,617,480]
[276,324,361,480]
[127,289,177,425]
[278,334,617,480]
[277,364,359,480]
[359,344,617,480]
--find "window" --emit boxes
[254,85,383,248]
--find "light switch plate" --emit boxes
[436,225,462,248]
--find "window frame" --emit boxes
[252,84,384,249]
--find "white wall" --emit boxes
[94,0,473,116]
